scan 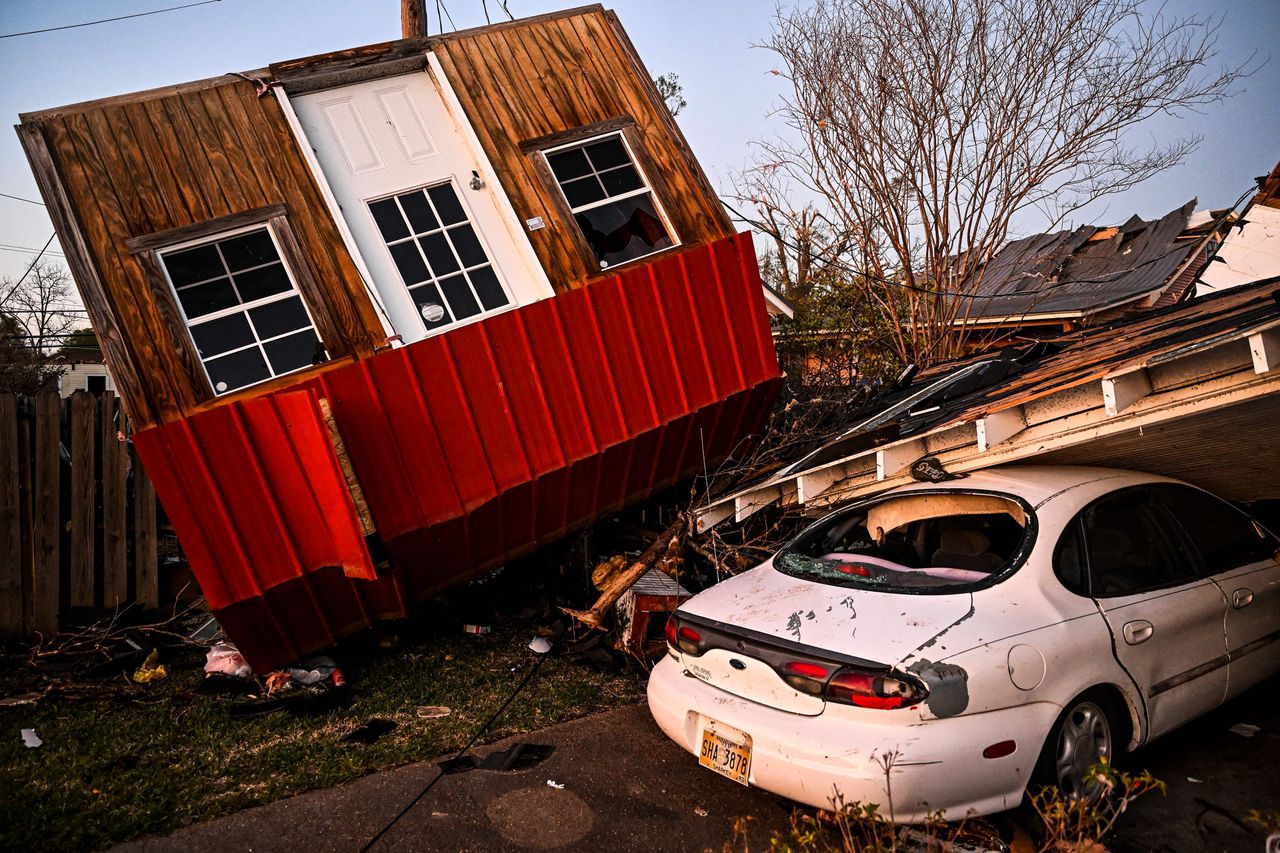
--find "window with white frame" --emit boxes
[159,226,325,395]
[543,132,675,270]
[367,182,511,333]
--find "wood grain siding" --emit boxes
[432,8,734,292]
[19,79,384,430]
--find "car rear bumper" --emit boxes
[647,655,1057,822]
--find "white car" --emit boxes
[648,466,1280,821]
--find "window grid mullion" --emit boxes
[568,185,654,215]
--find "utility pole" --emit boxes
[402,0,427,38]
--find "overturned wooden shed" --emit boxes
[18,6,780,670]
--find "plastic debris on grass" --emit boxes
[546,780,565,789]
[416,705,452,719]
[204,642,252,679]
[132,649,167,684]
[20,728,42,748]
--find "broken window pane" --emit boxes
[544,131,674,269]
[574,195,674,269]
[775,492,1032,591]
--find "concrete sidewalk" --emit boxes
[113,703,795,852]
[113,679,1280,852]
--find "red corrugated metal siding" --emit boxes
[133,233,779,671]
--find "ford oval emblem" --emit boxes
[729,658,747,671]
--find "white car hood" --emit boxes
[680,560,976,667]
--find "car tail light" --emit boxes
[781,661,831,694]
[675,623,703,655]
[825,667,927,710]
[664,617,677,647]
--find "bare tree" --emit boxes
[743,0,1249,367]
[0,259,79,393]
[654,72,688,117]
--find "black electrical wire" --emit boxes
[3,234,57,298]
[0,192,44,206]
[0,0,222,39]
[358,653,547,852]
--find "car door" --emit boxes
[1080,487,1229,741]
[1148,484,1280,699]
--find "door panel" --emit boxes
[1094,582,1228,740]
[294,72,546,341]
[1147,484,1280,699]
[1081,487,1229,740]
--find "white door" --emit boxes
[293,70,546,342]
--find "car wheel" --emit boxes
[1036,690,1117,800]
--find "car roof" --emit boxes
[887,465,1171,508]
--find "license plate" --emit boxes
[698,721,752,786]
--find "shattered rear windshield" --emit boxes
[775,491,1034,592]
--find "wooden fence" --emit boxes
[0,389,160,637]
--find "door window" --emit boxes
[1147,484,1279,576]
[1082,488,1198,596]
[368,182,511,332]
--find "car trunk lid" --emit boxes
[673,562,974,714]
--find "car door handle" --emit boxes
[1123,620,1154,645]
[1233,588,1254,609]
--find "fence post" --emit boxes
[69,390,96,608]
[101,392,127,608]
[31,389,60,634]
[134,452,158,609]
[0,394,20,634]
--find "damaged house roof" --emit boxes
[698,274,1280,533]
[953,200,1206,326]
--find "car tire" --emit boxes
[1033,689,1121,800]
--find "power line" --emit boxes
[0,244,67,258]
[0,192,44,206]
[0,0,222,39]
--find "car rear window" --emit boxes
[775,491,1034,592]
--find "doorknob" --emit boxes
[1233,588,1254,609]
[1123,620,1154,645]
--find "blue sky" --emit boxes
[0,0,1276,287]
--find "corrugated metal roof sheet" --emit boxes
[135,233,780,672]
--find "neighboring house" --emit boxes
[697,274,1280,534]
[54,350,114,396]
[18,7,780,670]
[951,200,1231,341]
[1198,160,1280,295]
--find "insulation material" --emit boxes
[865,494,1027,537]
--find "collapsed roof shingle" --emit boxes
[955,200,1199,322]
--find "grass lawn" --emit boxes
[0,621,645,852]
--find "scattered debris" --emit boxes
[440,743,555,774]
[0,693,41,707]
[463,624,492,636]
[416,705,452,719]
[264,671,293,696]
[288,656,340,686]
[188,616,222,643]
[131,649,167,684]
[1188,777,1204,783]
[527,637,552,655]
[204,642,252,679]
[694,806,708,817]
[20,728,42,749]
[343,718,398,745]
[1229,723,1260,738]
[546,780,565,790]
[563,513,687,631]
